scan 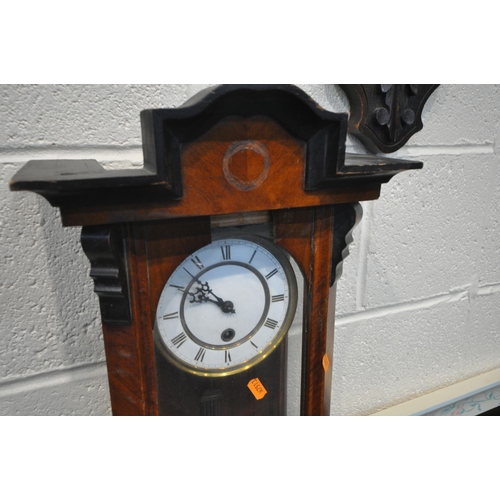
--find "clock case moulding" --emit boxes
[10,84,437,416]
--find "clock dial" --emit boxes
[154,237,297,376]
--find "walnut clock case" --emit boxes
[10,84,435,416]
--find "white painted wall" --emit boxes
[1,84,498,416]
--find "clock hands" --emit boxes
[188,280,236,314]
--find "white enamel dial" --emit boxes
[154,237,297,376]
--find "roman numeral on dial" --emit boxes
[264,318,278,329]
[183,267,195,279]
[163,312,179,320]
[249,250,257,264]
[195,348,206,362]
[225,351,232,363]
[265,269,278,280]
[191,257,204,270]
[221,245,231,260]
[172,332,187,348]
[272,294,285,302]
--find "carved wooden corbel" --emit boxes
[80,224,132,324]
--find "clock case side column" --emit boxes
[275,202,361,416]
[81,222,160,416]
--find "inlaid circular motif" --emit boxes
[222,140,270,191]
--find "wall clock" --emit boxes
[10,84,435,415]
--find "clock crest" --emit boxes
[340,84,439,154]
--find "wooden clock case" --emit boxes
[10,84,432,416]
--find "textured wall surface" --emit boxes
[1,84,499,415]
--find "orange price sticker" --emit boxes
[322,353,330,372]
[247,378,268,401]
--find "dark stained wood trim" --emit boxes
[81,224,132,324]
[10,155,417,222]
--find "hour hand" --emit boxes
[188,282,235,314]
[188,281,212,304]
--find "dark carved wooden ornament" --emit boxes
[340,84,439,154]
[80,225,132,324]
[10,84,436,416]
